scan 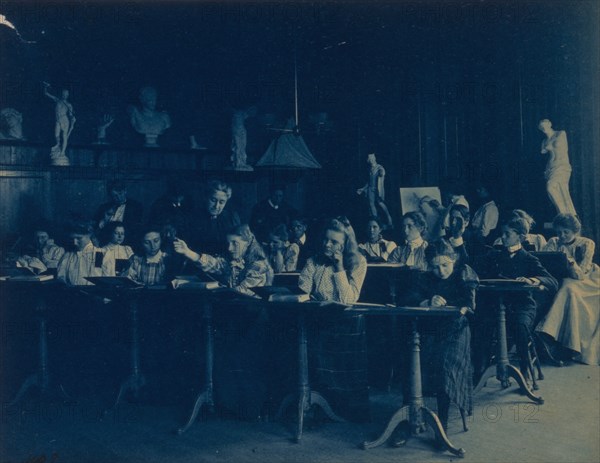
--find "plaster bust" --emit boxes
[128,86,171,147]
[0,108,25,140]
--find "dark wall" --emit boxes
[1,1,598,245]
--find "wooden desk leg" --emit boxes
[474,300,511,392]
[362,405,410,449]
[386,315,398,392]
[107,299,146,412]
[422,407,466,457]
[177,301,214,435]
[473,366,496,394]
[505,365,544,404]
[277,312,344,443]
[8,298,70,407]
[364,321,465,457]
[496,301,511,388]
[474,298,544,404]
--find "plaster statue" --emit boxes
[128,86,171,147]
[356,153,393,228]
[538,119,577,216]
[230,107,256,171]
[43,82,74,166]
[0,107,25,140]
[93,114,114,144]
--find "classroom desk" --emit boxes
[2,280,71,406]
[273,300,347,442]
[473,280,545,404]
[348,304,466,458]
[176,286,252,435]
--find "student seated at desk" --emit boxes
[266,223,299,273]
[388,211,429,270]
[173,224,273,296]
[298,216,369,421]
[442,204,471,265]
[289,215,314,270]
[536,214,600,365]
[475,218,558,377]
[18,220,65,273]
[101,221,134,276]
[358,216,397,262]
[493,209,547,251]
[56,221,110,286]
[125,227,170,286]
[407,239,479,431]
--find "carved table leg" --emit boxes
[107,299,146,412]
[8,302,70,406]
[363,320,464,456]
[177,301,215,435]
[506,364,544,404]
[277,311,344,442]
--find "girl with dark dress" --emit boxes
[407,239,479,430]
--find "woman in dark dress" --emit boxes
[408,239,479,430]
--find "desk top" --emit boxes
[478,279,542,291]
[347,303,462,317]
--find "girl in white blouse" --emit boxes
[101,222,134,276]
[536,214,600,365]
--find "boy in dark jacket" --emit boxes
[476,217,558,377]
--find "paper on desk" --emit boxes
[171,275,220,290]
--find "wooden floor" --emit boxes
[1,363,598,463]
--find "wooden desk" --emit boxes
[273,301,348,442]
[473,280,544,404]
[348,304,466,458]
[176,287,252,435]
[2,281,71,406]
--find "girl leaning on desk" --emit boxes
[406,238,479,432]
[298,216,370,421]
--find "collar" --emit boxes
[368,236,383,245]
[298,234,306,245]
[406,236,424,248]
[77,242,96,254]
[268,199,279,210]
[560,238,577,246]
[448,236,464,247]
[506,243,522,254]
[146,251,164,263]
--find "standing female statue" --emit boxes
[538,119,577,216]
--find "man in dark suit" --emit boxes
[474,217,558,378]
[250,183,297,244]
[94,180,144,246]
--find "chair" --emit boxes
[524,330,545,390]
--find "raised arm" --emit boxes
[43,84,59,103]
[172,238,227,275]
